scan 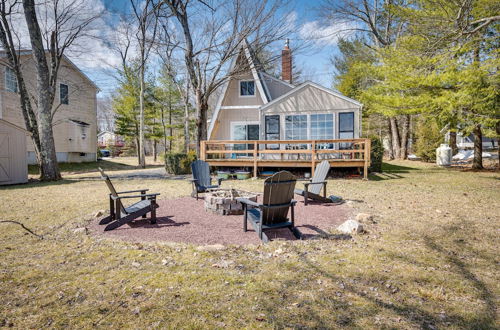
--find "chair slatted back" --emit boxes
[262,171,296,225]
[98,167,126,214]
[191,160,211,189]
[309,160,330,195]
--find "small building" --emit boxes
[0,119,29,185]
[97,131,125,148]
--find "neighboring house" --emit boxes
[455,132,497,150]
[208,40,362,144]
[0,51,99,164]
[97,131,125,148]
[0,119,29,185]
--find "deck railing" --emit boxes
[200,138,371,179]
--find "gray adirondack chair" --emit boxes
[237,171,300,243]
[190,160,222,200]
[294,160,332,205]
[98,168,160,231]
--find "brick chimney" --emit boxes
[281,38,292,83]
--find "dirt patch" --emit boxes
[89,197,351,245]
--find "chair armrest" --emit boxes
[236,198,260,207]
[189,178,198,182]
[304,181,327,187]
[111,193,160,200]
[116,189,149,194]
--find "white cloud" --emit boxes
[299,20,356,47]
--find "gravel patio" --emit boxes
[89,196,351,245]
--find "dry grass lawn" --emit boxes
[0,159,499,328]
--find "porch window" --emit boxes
[60,83,69,105]
[285,115,307,140]
[239,80,255,96]
[311,113,334,149]
[339,112,354,149]
[5,67,18,93]
[311,114,334,139]
[265,115,280,149]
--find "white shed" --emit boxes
[0,119,29,185]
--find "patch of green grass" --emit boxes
[1,160,499,328]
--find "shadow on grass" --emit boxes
[382,162,419,173]
[28,159,163,175]
[255,232,496,328]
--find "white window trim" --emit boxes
[59,82,69,105]
[239,80,255,98]
[230,121,260,140]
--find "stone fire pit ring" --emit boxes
[204,188,258,215]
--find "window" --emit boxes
[339,112,354,139]
[231,122,259,157]
[265,115,280,149]
[311,114,334,140]
[239,80,255,96]
[339,112,355,149]
[60,83,69,105]
[285,115,307,140]
[5,67,18,93]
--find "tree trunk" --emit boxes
[184,81,190,153]
[390,117,401,159]
[153,140,157,162]
[168,87,173,151]
[139,62,146,168]
[496,121,500,170]
[472,124,483,170]
[449,131,458,156]
[195,91,208,156]
[135,136,141,165]
[386,118,394,160]
[399,115,410,159]
[23,0,60,181]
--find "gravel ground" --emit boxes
[89,196,351,245]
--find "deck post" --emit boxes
[253,141,258,178]
[200,141,206,161]
[363,139,370,180]
[311,140,316,176]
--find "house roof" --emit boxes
[259,80,363,111]
[0,50,100,92]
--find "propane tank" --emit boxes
[436,144,452,166]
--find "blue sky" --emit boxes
[85,0,345,99]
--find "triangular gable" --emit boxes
[259,81,362,112]
[208,40,268,139]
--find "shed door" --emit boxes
[0,133,10,181]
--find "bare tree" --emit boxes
[130,0,158,168]
[18,0,101,180]
[158,0,292,155]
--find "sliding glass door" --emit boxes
[232,123,259,157]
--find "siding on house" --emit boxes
[0,119,28,185]
[0,53,98,164]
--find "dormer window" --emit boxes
[239,80,255,96]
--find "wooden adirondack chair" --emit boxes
[190,160,222,200]
[237,171,300,243]
[98,168,160,231]
[294,160,332,205]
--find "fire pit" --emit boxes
[204,189,258,215]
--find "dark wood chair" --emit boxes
[98,168,160,231]
[294,160,332,205]
[237,171,300,243]
[190,160,222,200]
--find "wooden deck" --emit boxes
[201,139,371,179]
